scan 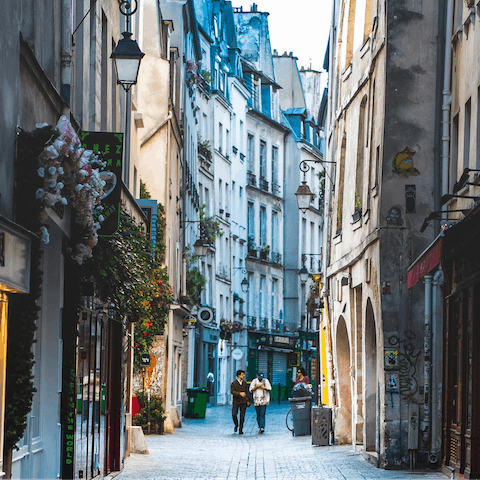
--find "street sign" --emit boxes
[141,353,151,367]
[232,348,243,360]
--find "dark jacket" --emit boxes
[230,379,249,405]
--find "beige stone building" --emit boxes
[323,0,442,469]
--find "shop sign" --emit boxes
[202,328,219,344]
[141,353,151,367]
[80,131,123,237]
[407,238,442,289]
[273,335,291,345]
[232,348,243,360]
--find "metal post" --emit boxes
[123,88,132,188]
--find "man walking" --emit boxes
[249,372,271,433]
[230,369,249,434]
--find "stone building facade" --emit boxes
[323,0,442,469]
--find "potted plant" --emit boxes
[260,245,270,260]
[352,189,362,223]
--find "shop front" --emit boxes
[0,216,32,476]
[247,332,297,400]
[194,324,219,405]
[440,206,480,479]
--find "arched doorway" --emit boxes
[335,316,352,444]
[364,298,378,451]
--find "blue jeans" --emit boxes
[255,404,267,429]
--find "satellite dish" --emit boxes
[197,306,214,325]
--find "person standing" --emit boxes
[295,366,311,385]
[230,369,249,434]
[249,372,271,434]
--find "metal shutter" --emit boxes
[272,351,287,386]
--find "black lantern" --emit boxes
[111,31,145,91]
[295,181,315,213]
[299,265,309,283]
[193,238,209,257]
[241,276,249,293]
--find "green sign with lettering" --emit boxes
[80,131,124,236]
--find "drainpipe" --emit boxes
[421,274,433,443]
[433,0,446,232]
[441,0,454,197]
[61,0,73,108]
[430,269,444,464]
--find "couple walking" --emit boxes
[230,370,272,434]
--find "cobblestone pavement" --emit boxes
[116,403,447,480]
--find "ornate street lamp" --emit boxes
[241,276,249,294]
[298,264,309,284]
[111,0,144,188]
[193,237,209,257]
[111,1,144,91]
[295,181,315,213]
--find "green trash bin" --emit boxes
[186,387,208,419]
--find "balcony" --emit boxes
[259,177,269,192]
[247,171,256,187]
[272,183,281,197]
[247,243,258,258]
[247,316,257,330]
[272,319,283,332]
[272,252,282,265]
[258,317,269,330]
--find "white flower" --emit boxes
[60,197,68,205]
[98,215,105,222]
[40,226,50,244]
[37,167,45,178]
[57,167,64,175]
[35,188,45,199]
[56,182,64,190]
[47,178,57,188]
[48,166,57,175]
[43,145,59,159]
[75,184,84,191]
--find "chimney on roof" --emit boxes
[273,49,278,56]
[283,51,288,56]
[251,3,257,12]
[289,52,293,57]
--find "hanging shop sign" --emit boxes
[80,132,124,237]
[407,237,442,289]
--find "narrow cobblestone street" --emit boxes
[116,403,447,480]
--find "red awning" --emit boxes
[407,236,442,289]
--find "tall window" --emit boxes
[247,134,254,172]
[272,146,279,188]
[205,187,210,216]
[248,202,255,240]
[218,123,223,153]
[260,206,267,247]
[271,211,279,253]
[240,121,244,156]
[260,141,267,179]
[451,114,459,191]
[302,218,307,253]
[271,279,277,321]
[355,96,367,212]
[219,179,223,211]
[226,129,230,158]
[464,98,471,170]
[259,276,266,318]
[336,134,347,233]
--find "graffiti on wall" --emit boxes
[388,330,421,400]
[392,146,420,178]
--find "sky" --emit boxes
[233,0,332,73]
